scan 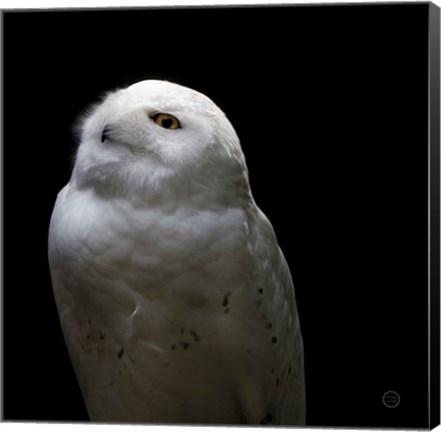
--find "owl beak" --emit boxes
[101,124,112,143]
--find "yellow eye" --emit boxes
[151,113,180,130]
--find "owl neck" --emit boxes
[72,157,254,212]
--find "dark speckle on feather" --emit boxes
[117,348,124,359]
[258,288,263,294]
[180,341,191,350]
[222,292,231,307]
[190,330,200,342]
[272,337,277,344]
[171,345,177,350]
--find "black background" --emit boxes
[4,4,430,428]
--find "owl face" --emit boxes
[73,80,248,204]
[78,80,238,171]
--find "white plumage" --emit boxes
[48,80,305,425]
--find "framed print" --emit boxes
[3,2,440,429]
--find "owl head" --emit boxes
[72,80,251,207]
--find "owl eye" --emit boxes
[151,113,180,130]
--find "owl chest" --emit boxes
[51,191,278,422]
[57,192,252,301]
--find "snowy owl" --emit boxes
[48,80,305,425]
